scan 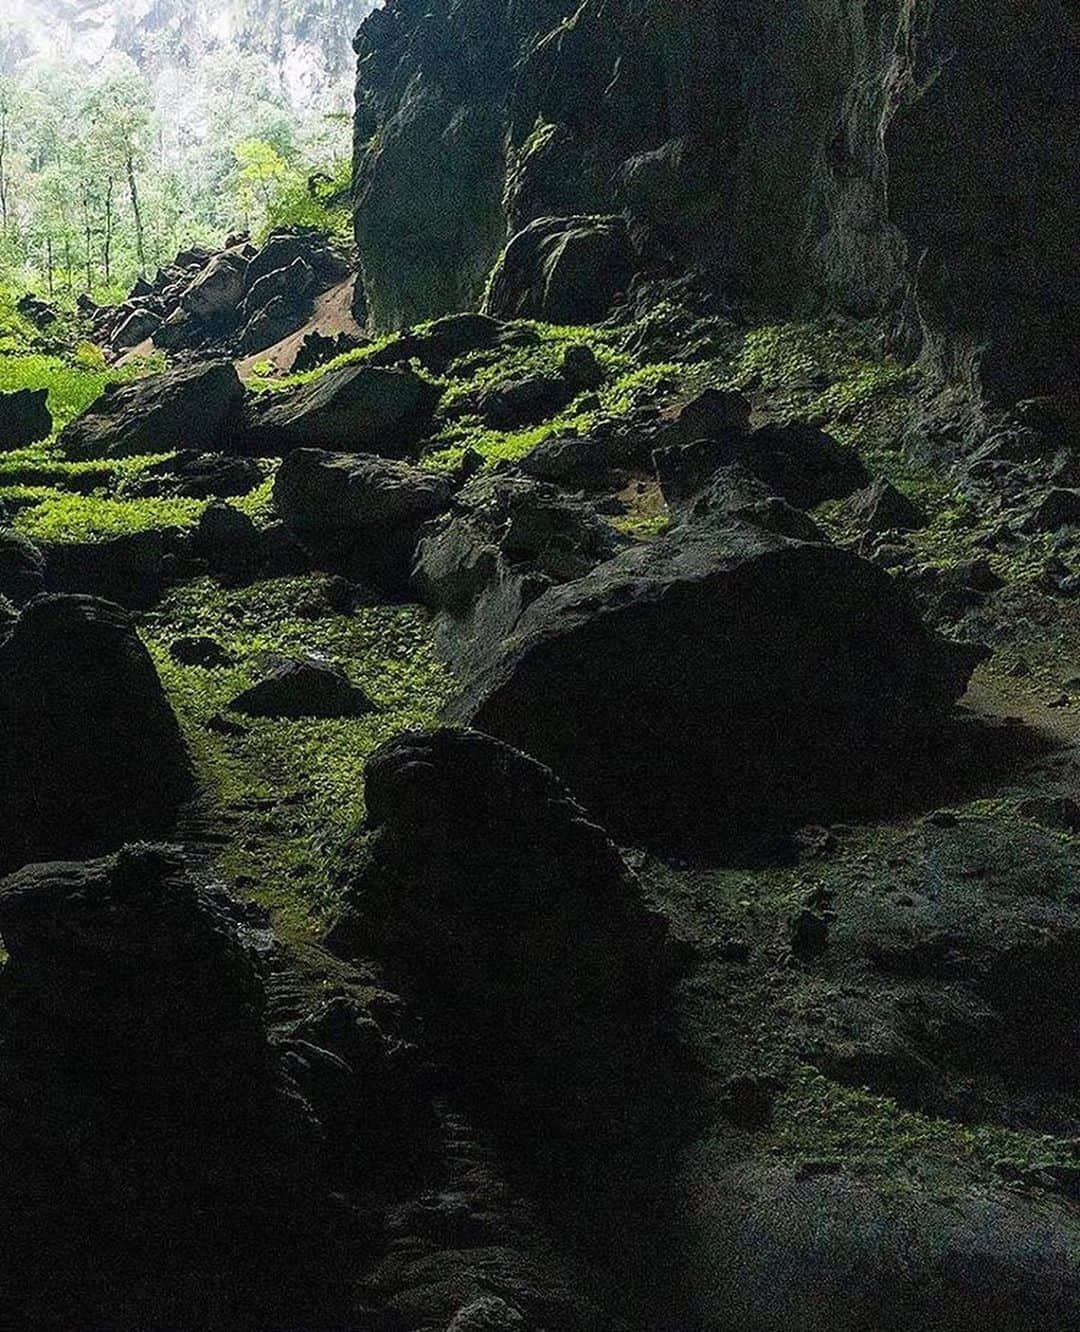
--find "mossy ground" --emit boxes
[4,301,1078,1208]
[142,576,456,940]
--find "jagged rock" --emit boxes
[191,501,260,559]
[125,450,264,500]
[327,728,671,1132]
[227,654,376,719]
[413,472,627,674]
[274,448,454,594]
[0,595,193,869]
[112,306,162,349]
[0,530,46,603]
[562,342,606,391]
[0,387,52,449]
[16,291,58,326]
[484,214,636,324]
[290,329,367,375]
[848,479,927,535]
[672,462,827,542]
[180,248,249,323]
[447,1297,527,1330]
[241,255,316,326]
[656,421,868,514]
[447,522,983,850]
[673,388,753,441]
[516,433,621,489]
[59,361,244,459]
[243,228,350,294]
[239,363,443,458]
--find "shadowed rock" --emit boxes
[274,448,454,594]
[0,595,193,870]
[328,727,672,1136]
[0,387,52,449]
[227,654,377,719]
[59,361,244,459]
[447,523,984,852]
[239,362,443,458]
[485,215,636,324]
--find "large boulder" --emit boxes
[327,728,672,1133]
[0,595,193,870]
[239,363,443,458]
[180,248,249,324]
[0,530,46,603]
[0,844,430,1329]
[243,229,351,294]
[274,448,454,594]
[58,361,244,459]
[484,215,636,324]
[0,387,52,449]
[226,654,377,720]
[447,523,984,851]
[124,450,264,500]
[413,471,627,674]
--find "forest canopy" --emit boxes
[0,48,352,302]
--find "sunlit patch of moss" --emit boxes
[232,472,278,525]
[13,492,206,542]
[760,1065,1080,1192]
[142,577,458,937]
[611,511,671,540]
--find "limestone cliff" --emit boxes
[351,0,1078,404]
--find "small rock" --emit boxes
[227,655,376,720]
[790,909,830,958]
[170,636,234,668]
[1016,796,1080,834]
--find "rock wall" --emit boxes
[351,0,1078,403]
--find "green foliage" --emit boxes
[0,352,114,430]
[13,491,205,543]
[143,577,457,933]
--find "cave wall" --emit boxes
[351,0,1078,404]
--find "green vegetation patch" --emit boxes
[143,576,458,937]
[14,491,206,543]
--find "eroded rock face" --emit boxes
[328,728,672,1135]
[351,0,1078,401]
[447,523,984,851]
[0,595,193,870]
[58,360,244,459]
[239,362,443,457]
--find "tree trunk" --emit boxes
[126,152,146,278]
[103,176,113,285]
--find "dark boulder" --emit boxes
[240,255,315,327]
[112,306,162,349]
[656,421,868,514]
[170,634,234,668]
[0,844,431,1330]
[227,654,376,720]
[365,313,513,374]
[41,528,182,610]
[1024,489,1080,532]
[16,291,58,326]
[447,523,984,851]
[180,248,249,325]
[59,361,244,459]
[672,388,752,442]
[243,229,351,294]
[848,479,927,536]
[327,728,671,1133]
[0,530,46,603]
[274,448,453,594]
[290,329,367,375]
[561,342,606,391]
[413,472,627,674]
[0,595,193,869]
[126,450,264,500]
[239,363,443,458]
[484,215,636,324]
[476,374,574,429]
[0,387,52,449]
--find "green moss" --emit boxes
[14,492,206,543]
[142,577,458,937]
[763,1066,1080,1190]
